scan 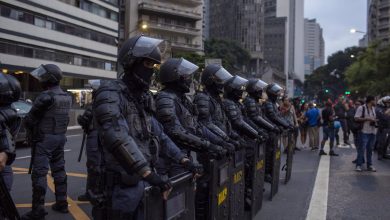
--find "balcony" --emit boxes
[171,41,202,52]
[379,1,390,9]
[378,22,390,30]
[143,20,200,36]
[164,0,203,7]
[138,2,202,20]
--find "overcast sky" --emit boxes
[304,0,367,60]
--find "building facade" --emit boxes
[304,18,325,76]
[122,0,204,55]
[368,0,390,45]
[209,0,264,76]
[0,0,118,103]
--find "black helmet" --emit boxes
[118,35,163,70]
[224,75,248,100]
[0,73,21,105]
[266,83,283,100]
[159,58,199,93]
[246,79,268,93]
[30,64,62,84]
[201,64,233,86]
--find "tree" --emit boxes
[345,43,390,96]
[303,46,365,102]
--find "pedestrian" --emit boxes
[305,102,321,150]
[319,102,339,156]
[22,64,72,220]
[375,96,390,160]
[280,96,300,152]
[354,95,377,172]
[347,100,363,164]
[298,102,309,148]
[0,73,22,219]
[334,97,350,145]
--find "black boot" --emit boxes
[21,207,47,220]
[51,200,69,213]
[319,150,327,156]
[329,151,339,156]
[78,192,90,201]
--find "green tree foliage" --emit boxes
[345,43,390,96]
[303,46,365,101]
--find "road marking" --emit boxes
[16,201,89,208]
[46,174,90,220]
[67,134,82,138]
[16,149,71,160]
[306,143,330,220]
[12,167,87,178]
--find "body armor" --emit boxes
[243,96,278,132]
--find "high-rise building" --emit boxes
[122,0,204,55]
[264,0,305,87]
[209,0,264,76]
[0,0,118,99]
[304,18,325,76]
[368,0,390,45]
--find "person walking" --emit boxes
[354,96,377,172]
[334,97,350,145]
[305,102,321,150]
[298,102,309,148]
[319,102,339,156]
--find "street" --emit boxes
[10,130,390,220]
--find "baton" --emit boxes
[78,132,87,162]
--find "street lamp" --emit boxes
[350,54,355,58]
[350,28,366,34]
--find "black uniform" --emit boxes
[0,73,22,219]
[22,64,72,220]
[376,97,390,159]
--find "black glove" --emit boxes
[224,142,236,155]
[77,114,91,131]
[144,172,172,192]
[183,160,204,175]
[257,131,268,141]
[273,126,281,134]
[208,143,227,159]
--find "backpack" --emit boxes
[350,106,365,132]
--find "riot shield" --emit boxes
[143,172,195,220]
[229,147,246,220]
[0,175,20,220]
[269,134,281,201]
[244,140,265,219]
[208,157,230,219]
[282,131,294,184]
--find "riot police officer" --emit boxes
[0,73,21,218]
[92,36,199,220]
[22,64,72,220]
[376,96,390,160]
[155,58,231,219]
[193,64,239,150]
[244,79,280,134]
[222,76,267,214]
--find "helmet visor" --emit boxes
[88,79,101,90]
[214,68,233,85]
[30,65,47,81]
[230,76,249,90]
[269,84,283,95]
[254,80,268,91]
[177,58,199,77]
[132,36,163,61]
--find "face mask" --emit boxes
[128,62,154,90]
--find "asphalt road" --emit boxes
[9,130,390,220]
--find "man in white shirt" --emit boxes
[354,96,377,172]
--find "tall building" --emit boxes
[209,0,264,76]
[368,0,390,45]
[304,18,325,76]
[264,0,305,85]
[0,0,118,101]
[122,0,204,55]
[203,0,210,40]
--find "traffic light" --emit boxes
[301,99,305,104]
[345,91,351,95]
[325,89,329,93]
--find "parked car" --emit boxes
[11,100,32,144]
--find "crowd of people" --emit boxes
[0,34,389,220]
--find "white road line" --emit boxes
[306,143,330,220]
[66,134,82,138]
[351,144,356,149]
[16,149,71,160]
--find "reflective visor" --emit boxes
[177,58,199,76]
[132,36,163,60]
[30,65,47,81]
[88,79,101,90]
[270,83,283,94]
[230,76,249,90]
[214,67,233,84]
[255,79,268,90]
